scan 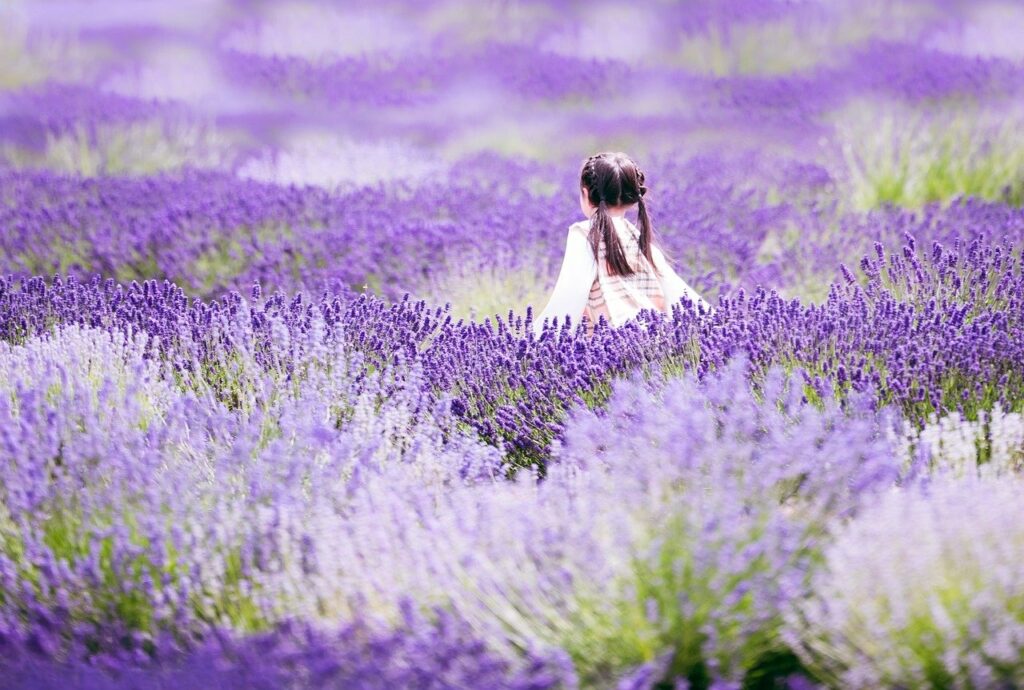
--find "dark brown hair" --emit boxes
[580,151,657,277]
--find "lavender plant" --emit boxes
[890,403,1024,478]
[535,356,900,687]
[0,317,506,667]
[785,477,1024,689]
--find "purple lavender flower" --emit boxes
[785,477,1024,689]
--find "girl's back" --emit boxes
[573,215,666,332]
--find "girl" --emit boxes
[532,151,712,337]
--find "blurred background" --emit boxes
[2,0,1024,317]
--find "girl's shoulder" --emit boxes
[568,219,591,238]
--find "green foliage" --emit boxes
[193,543,269,634]
[836,101,1024,211]
[555,510,796,689]
[419,256,555,324]
[2,121,225,177]
[15,237,94,276]
[115,252,162,285]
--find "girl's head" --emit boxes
[578,151,656,277]
[579,151,646,215]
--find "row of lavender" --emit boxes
[5,37,1021,151]
[1,221,1021,462]
[1,228,1023,687]
[3,159,1024,315]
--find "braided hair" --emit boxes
[579,151,657,277]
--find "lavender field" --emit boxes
[2,0,1024,688]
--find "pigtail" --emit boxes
[599,165,633,276]
[588,198,611,268]
[636,194,659,276]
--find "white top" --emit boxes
[533,216,712,336]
